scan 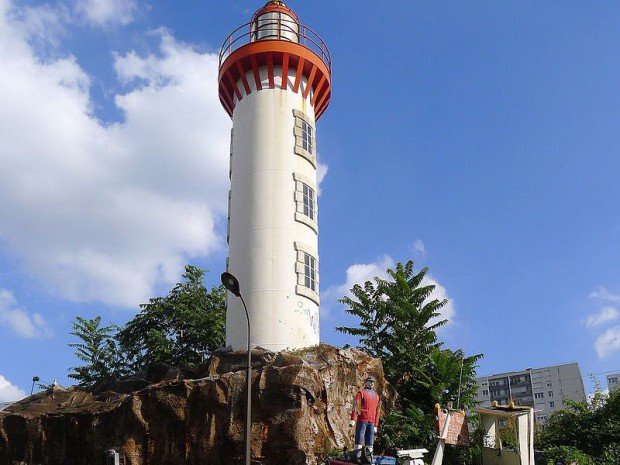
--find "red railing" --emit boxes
[219,18,331,73]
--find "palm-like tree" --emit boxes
[337,260,483,452]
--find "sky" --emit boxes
[1,0,619,402]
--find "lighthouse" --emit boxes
[219,2,331,351]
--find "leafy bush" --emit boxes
[69,265,225,384]
[542,445,592,465]
[600,443,620,465]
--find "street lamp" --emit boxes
[30,376,40,396]
[221,272,252,465]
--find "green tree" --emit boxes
[427,346,482,408]
[543,446,593,465]
[68,265,226,383]
[337,260,483,455]
[117,265,226,372]
[337,261,448,392]
[538,383,620,463]
[68,316,125,385]
[600,442,620,465]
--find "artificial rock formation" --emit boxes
[0,344,394,465]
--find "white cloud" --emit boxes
[424,274,455,324]
[589,287,620,302]
[0,374,26,402]
[584,306,619,329]
[0,289,53,338]
[0,8,230,307]
[410,239,426,256]
[74,0,137,26]
[594,326,620,358]
[322,254,394,311]
[316,161,328,195]
[14,3,69,50]
[321,255,455,327]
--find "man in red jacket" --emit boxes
[349,375,382,453]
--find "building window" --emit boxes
[229,128,233,180]
[293,109,316,167]
[301,120,313,153]
[609,377,618,384]
[534,393,543,399]
[302,183,315,219]
[549,401,555,408]
[482,390,489,396]
[294,242,319,304]
[293,173,318,232]
[548,391,553,397]
[303,253,317,291]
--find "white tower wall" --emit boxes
[226,68,320,351]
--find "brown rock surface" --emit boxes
[0,344,394,465]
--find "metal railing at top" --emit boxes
[219,18,331,73]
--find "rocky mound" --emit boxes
[0,344,394,465]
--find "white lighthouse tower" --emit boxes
[219,1,331,351]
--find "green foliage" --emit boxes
[445,416,484,465]
[68,265,226,383]
[68,316,125,385]
[338,261,447,371]
[537,383,620,464]
[337,260,483,456]
[498,417,519,451]
[117,265,226,372]
[379,410,432,454]
[427,346,482,408]
[543,446,593,465]
[600,442,620,465]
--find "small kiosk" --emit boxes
[473,404,535,465]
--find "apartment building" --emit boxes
[475,363,586,423]
[607,373,620,392]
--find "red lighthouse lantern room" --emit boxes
[218,1,331,119]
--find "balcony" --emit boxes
[219,18,331,73]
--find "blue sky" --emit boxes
[1,0,619,401]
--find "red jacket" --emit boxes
[351,388,381,426]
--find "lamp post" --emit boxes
[30,376,40,396]
[221,272,251,465]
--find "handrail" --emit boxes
[219,18,331,73]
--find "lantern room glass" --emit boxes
[251,11,299,43]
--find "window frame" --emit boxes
[293,109,317,167]
[293,173,318,233]
[302,182,315,220]
[303,253,317,291]
[294,242,319,304]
